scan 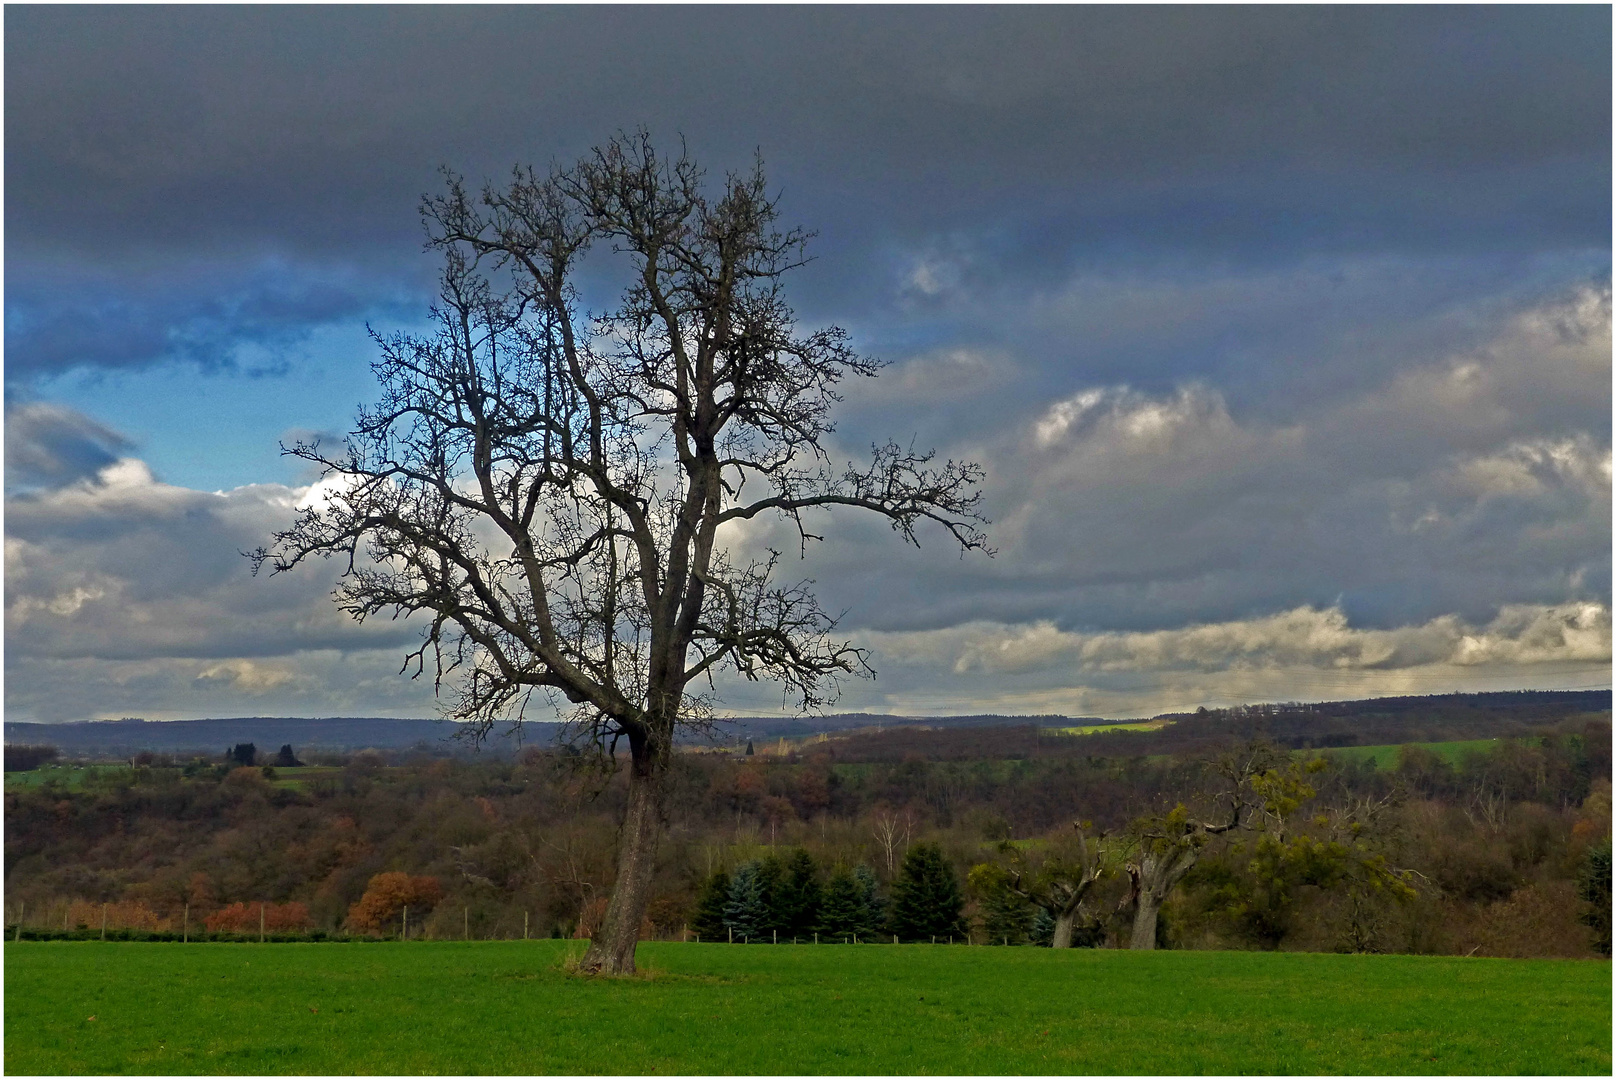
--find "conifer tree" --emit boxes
[692,870,730,941]
[817,869,863,942]
[887,843,967,941]
[980,884,1035,945]
[776,849,823,937]
[723,863,768,941]
[852,864,886,936]
[755,854,787,936]
[1030,907,1056,947]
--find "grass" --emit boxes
[1042,720,1168,736]
[5,940,1609,1075]
[4,764,131,791]
[4,764,343,794]
[1318,739,1500,768]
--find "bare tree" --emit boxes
[872,809,914,877]
[252,132,987,974]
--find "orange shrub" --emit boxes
[346,872,443,933]
[204,901,314,933]
[66,899,168,931]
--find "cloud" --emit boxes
[5,259,419,382]
[194,659,303,693]
[869,602,1611,677]
[4,455,418,666]
[760,282,1610,644]
[5,402,135,489]
[8,650,440,724]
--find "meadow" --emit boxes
[1319,739,1500,768]
[5,940,1609,1075]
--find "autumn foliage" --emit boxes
[347,872,442,934]
[204,901,313,933]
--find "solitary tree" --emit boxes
[253,133,987,974]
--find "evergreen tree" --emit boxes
[817,869,863,942]
[723,863,768,941]
[1030,907,1056,947]
[887,843,967,941]
[755,853,787,937]
[776,849,823,938]
[692,870,730,941]
[852,864,886,937]
[981,886,1035,945]
[1577,839,1612,957]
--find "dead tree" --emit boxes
[252,132,987,974]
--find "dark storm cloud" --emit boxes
[5,7,1609,720]
[5,261,416,379]
[6,6,1609,379]
[4,402,134,490]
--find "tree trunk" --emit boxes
[1129,896,1162,950]
[1051,911,1076,949]
[578,742,666,975]
[1126,845,1198,950]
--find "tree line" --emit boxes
[4,723,1609,957]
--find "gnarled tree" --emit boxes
[1119,741,1292,950]
[252,132,987,974]
[970,823,1110,948]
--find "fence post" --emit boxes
[894,934,899,945]
[814,932,818,944]
[260,903,266,943]
[773,929,777,945]
[14,903,22,942]
[101,903,107,941]
[524,910,529,940]
[403,905,408,941]
[464,907,468,941]
[184,903,189,944]
[728,927,733,944]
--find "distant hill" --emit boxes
[2,712,1105,757]
[0,716,556,757]
[4,691,1606,758]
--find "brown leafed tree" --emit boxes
[252,132,988,974]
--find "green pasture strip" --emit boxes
[6,941,1608,1075]
[1318,739,1500,768]
[265,766,340,790]
[1042,721,1166,736]
[4,765,130,791]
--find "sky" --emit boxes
[5,6,1611,724]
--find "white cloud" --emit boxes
[868,602,1611,677]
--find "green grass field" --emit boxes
[4,764,129,791]
[4,764,342,794]
[5,941,1608,1075]
[1319,739,1500,768]
[1042,720,1167,736]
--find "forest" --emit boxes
[4,699,1610,959]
